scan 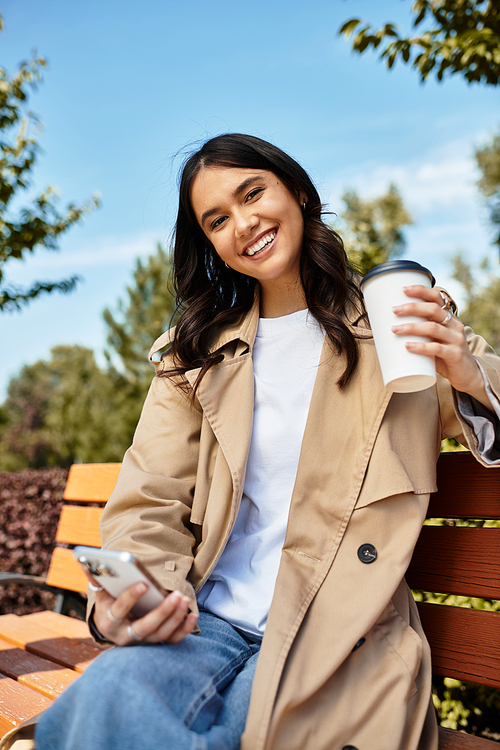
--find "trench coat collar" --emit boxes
[198,285,371,357]
[206,290,261,356]
[148,289,260,366]
[149,284,370,367]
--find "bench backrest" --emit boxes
[45,463,121,593]
[407,451,500,690]
[46,454,500,692]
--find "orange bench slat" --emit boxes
[63,463,121,502]
[0,638,79,699]
[22,611,91,640]
[0,614,101,673]
[0,674,52,737]
[55,505,103,547]
[46,548,90,593]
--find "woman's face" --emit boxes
[190,166,307,293]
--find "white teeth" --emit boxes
[245,231,276,257]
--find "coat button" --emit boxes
[351,637,366,652]
[357,543,377,563]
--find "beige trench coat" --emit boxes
[2,297,499,750]
[97,296,500,750]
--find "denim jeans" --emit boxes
[35,611,260,750]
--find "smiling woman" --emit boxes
[27,133,500,750]
[171,133,367,389]
[190,167,307,316]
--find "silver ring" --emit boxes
[106,607,123,624]
[440,310,452,326]
[88,582,103,592]
[127,624,141,642]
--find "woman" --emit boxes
[31,134,500,750]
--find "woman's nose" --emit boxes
[234,208,258,237]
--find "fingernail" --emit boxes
[392,305,402,313]
[182,595,190,604]
[136,582,147,594]
[173,590,183,598]
[406,342,416,349]
[392,325,402,333]
[403,286,415,290]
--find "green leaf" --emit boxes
[387,50,398,69]
[339,19,361,37]
[352,28,371,51]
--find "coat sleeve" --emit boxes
[437,326,500,465]
[95,370,203,615]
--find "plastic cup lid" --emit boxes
[360,260,435,289]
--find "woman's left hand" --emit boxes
[391,285,491,409]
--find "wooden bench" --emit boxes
[0,463,121,740]
[0,454,498,747]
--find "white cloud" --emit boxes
[323,136,497,311]
[3,230,167,284]
[325,137,481,221]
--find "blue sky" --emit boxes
[0,0,498,398]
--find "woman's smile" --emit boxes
[243,228,277,257]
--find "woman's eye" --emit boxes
[246,187,263,201]
[211,216,226,230]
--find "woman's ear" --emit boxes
[297,189,308,209]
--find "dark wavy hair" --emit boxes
[166,133,367,391]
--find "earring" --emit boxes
[302,200,307,211]
[225,262,230,269]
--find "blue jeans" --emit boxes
[35,611,260,750]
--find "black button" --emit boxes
[351,637,366,652]
[357,543,377,563]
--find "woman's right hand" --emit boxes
[88,573,198,646]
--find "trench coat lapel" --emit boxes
[184,301,259,505]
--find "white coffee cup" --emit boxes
[360,260,436,393]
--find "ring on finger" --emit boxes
[127,624,141,643]
[106,607,124,624]
[440,310,452,326]
[88,582,103,592]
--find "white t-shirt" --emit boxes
[198,309,325,638]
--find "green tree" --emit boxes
[0,346,122,471]
[448,128,500,352]
[0,358,58,470]
[475,131,500,252]
[103,243,177,441]
[339,1,500,86]
[339,184,413,275]
[43,346,124,464]
[0,244,178,470]
[451,254,500,351]
[0,15,100,312]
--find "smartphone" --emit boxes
[73,546,168,618]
